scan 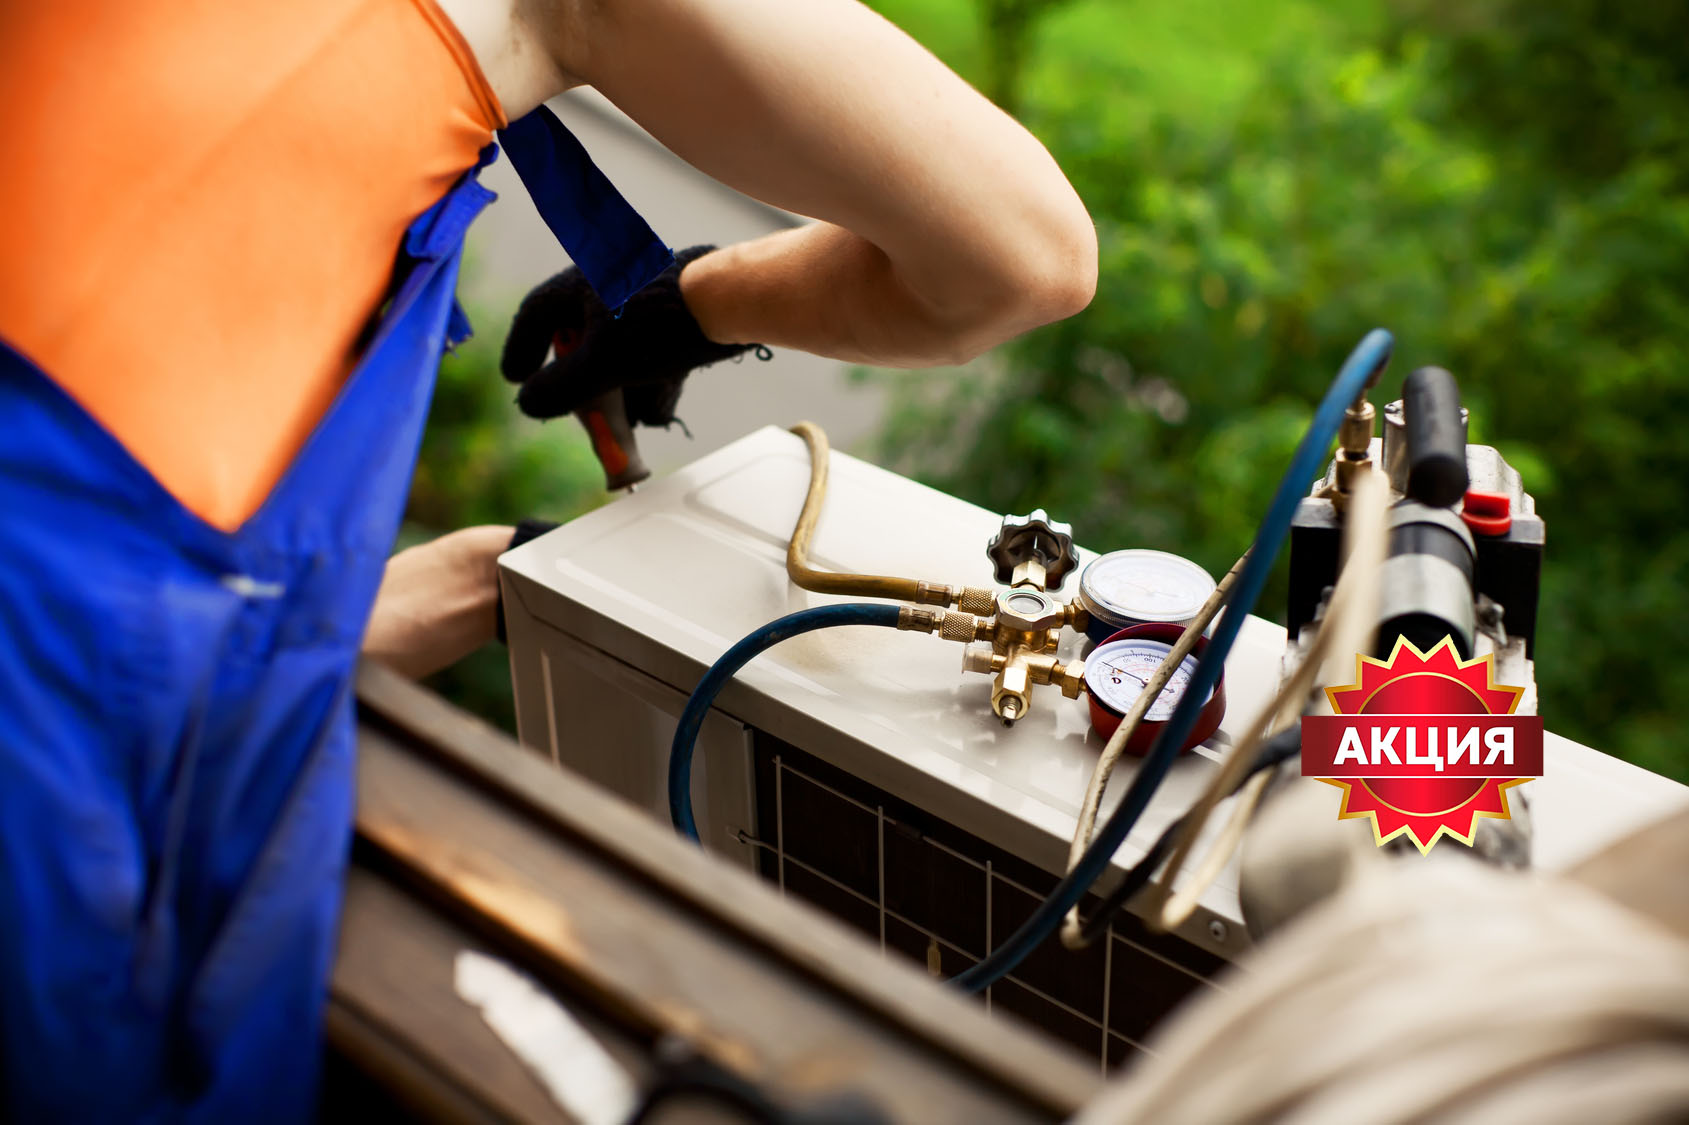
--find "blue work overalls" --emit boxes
[0,107,670,1121]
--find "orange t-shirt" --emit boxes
[0,1,505,529]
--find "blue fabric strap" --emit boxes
[498,105,675,311]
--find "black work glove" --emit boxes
[500,244,768,425]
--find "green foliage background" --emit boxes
[410,0,1688,780]
[859,0,1689,780]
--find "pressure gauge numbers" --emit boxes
[1086,638,1200,722]
[1082,623,1227,755]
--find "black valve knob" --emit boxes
[1402,366,1469,508]
[987,510,1078,590]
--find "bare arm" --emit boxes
[449,0,1096,366]
[362,526,511,679]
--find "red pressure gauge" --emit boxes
[1083,623,1227,756]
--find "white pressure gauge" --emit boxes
[1077,550,1217,643]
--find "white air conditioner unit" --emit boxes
[500,426,1689,1070]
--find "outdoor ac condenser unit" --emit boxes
[499,426,1689,1071]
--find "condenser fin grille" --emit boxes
[746,733,1224,1071]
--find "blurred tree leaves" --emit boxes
[408,2,1688,779]
[866,0,1689,779]
[978,0,1076,112]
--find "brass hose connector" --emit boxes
[942,612,989,643]
[896,606,991,642]
[1331,400,1377,505]
[1314,398,1380,510]
[1338,399,1376,454]
[896,606,944,633]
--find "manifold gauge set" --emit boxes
[981,510,1229,751]
[939,507,1230,741]
[1073,548,1228,754]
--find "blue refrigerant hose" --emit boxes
[951,327,1393,992]
[663,329,1394,990]
[668,602,903,842]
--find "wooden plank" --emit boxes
[354,719,1068,1124]
[333,865,609,1124]
[354,661,1101,1119]
[325,1001,506,1125]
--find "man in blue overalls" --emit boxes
[0,1,1095,1118]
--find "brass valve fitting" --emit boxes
[898,606,992,642]
[1015,651,1086,700]
[994,660,1032,723]
[913,580,955,607]
[1338,399,1376,456]
[1050,657,1086,699]
[1062,599,1090,635]
[978,649,1086,725]
[951,589,1089,725]
[1315,399,1380,510]
[896,516,1092,726]
[896,605,944,633]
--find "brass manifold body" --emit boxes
[787,421,1091,725]
[895,591,1090,724]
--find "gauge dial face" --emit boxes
[1083,638,1209,721]
[1080,550,1216,625]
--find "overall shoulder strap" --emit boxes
[498,105,675,312]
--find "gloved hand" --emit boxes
[500,244,768,425]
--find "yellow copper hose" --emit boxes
[787,421,957,606]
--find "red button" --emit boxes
[1461,489,1511,536]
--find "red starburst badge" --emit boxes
[1301,637,1544,852]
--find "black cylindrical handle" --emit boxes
[1402,366,1468,507]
